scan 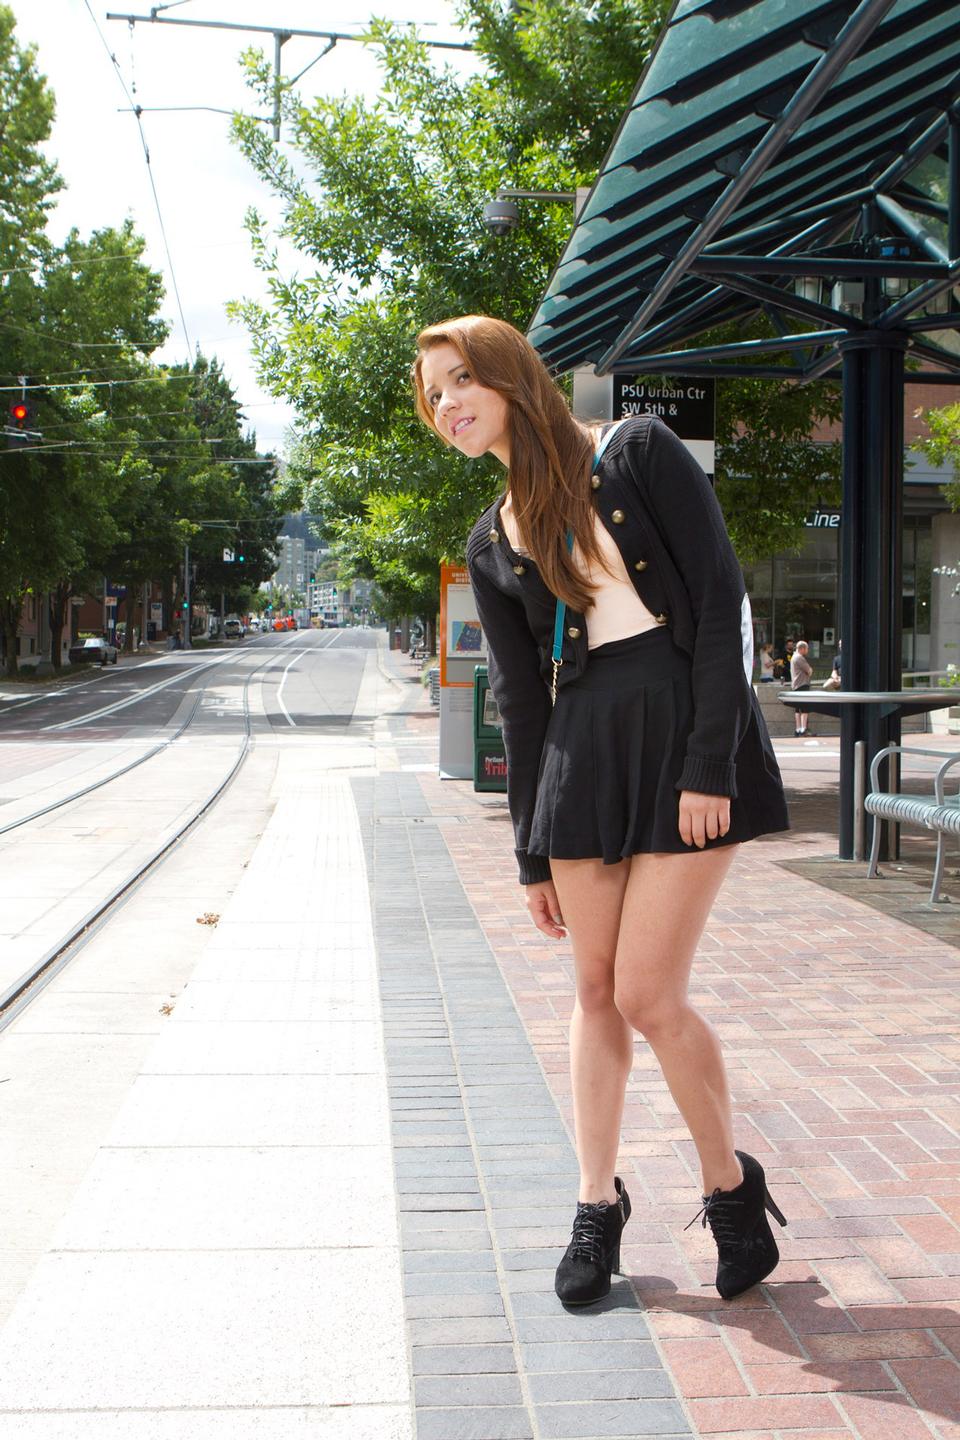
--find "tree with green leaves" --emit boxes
[0,219,172,674]
[916,398,960,507]
[230,0,841,615]
[0,5,61,672]
[35,223,169,666]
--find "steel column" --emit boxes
[837,330,906,858]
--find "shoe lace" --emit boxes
[684,1188,747,1249]
[569,1202,608,1264]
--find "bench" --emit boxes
[865,745,960,903]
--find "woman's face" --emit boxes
[419,341,511,466]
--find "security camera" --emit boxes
[483,197,520,237]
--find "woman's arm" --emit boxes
[468,556,553,884]
[628,417,752,797]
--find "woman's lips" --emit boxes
[451,416,475,437]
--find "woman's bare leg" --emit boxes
[549,857,633,1205]
[614,847,741,1195]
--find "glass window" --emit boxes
[903,516,932,672]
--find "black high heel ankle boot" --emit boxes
[686,1150,787,1300]
[555,1176,631,1306]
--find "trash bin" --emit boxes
[473,665,507,792]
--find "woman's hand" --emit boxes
[524,879,567,939]
[678,790,731,849]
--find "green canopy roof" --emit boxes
[528,0,960,374]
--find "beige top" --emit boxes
[499,498,661,650]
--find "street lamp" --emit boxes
[481,186,593,419]
[483,187,579,236]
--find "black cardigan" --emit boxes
[466,414,768,886]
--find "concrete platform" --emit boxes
[0,637,957,1439]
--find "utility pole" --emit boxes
[183,541,191,650]
[107,12,473,142]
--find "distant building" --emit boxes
[308,577,375,625]
[274,534,320,596]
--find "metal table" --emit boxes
[778,689,956,859]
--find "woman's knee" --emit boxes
[574,964,617,1013]
[614,986,687,1039]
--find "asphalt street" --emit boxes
[0,627,380,742]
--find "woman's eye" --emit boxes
[457,372,470,384]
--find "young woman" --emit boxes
[413,315,790,1306]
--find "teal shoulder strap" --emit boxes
[550,423,620,700]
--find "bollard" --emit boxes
[853,740,865,861]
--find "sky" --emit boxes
[14,1,475,453]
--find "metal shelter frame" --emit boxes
[528,0,960,860]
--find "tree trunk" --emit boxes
[123,588,136,652]
[161,573,175,636]
[0,595,22,679]
[48,581,71,669]
[426,615,437,656]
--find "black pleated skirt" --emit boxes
[527,628,790,865]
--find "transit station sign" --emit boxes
[612,376,716,478]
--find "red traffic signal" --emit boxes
[10,401,28,427]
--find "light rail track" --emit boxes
[0,638,295,839]
[0,640,299,1033]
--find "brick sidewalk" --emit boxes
[383,656,960,1440]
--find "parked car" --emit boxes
[223,616,244,640]
[272,616,286,632]
[283,616,297,631]
[247,616,260,633]
[69,635,119,666]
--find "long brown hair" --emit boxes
[412,314,611,611]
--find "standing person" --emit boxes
[790,639,813,736]
[758,642,776,682]
[413,316,790,1307]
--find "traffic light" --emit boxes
[237,551,245,563]
[7,399,34,448]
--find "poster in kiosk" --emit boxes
[439,563,487,779]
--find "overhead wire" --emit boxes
[0,318,164,352]
[0,240,250,280]
[0,442,272,463]
[0,374,198,392]
[81,0,193,358]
